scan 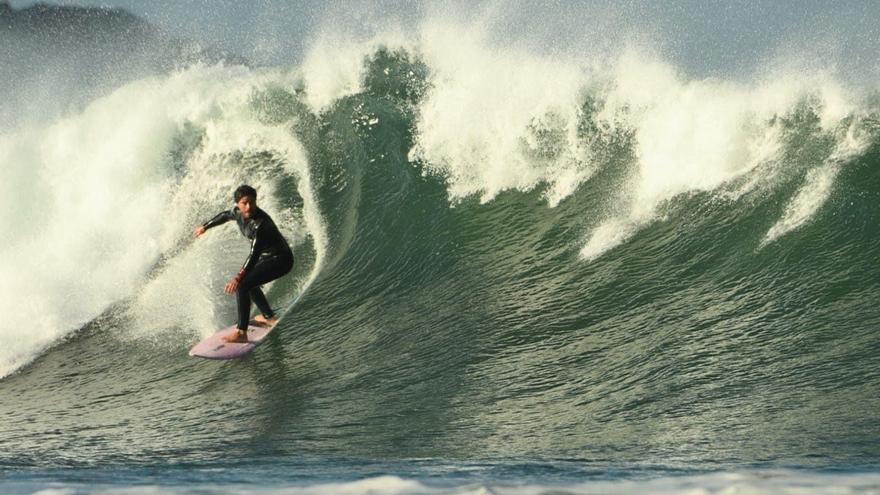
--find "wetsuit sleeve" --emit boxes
[234,219,265,282]
[202,209,234,230]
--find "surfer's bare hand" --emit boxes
[193,225,206,238]
[225,277,239,294]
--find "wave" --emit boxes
[1,19,879,468]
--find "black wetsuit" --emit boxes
[203,206,293,330]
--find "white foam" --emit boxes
[377,21,867,260]
[299,28,411,112]
[762,163,840,246]
[761,116,871,246]
[580,218,639,262]
[0,64,326,378]
[296,20,599,207]
[579,50,796,258]
[389,22,864,260]
[569,50,864,259]
[409,20,592,206]
[17,471,880,495]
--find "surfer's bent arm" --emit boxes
[234,220,265,282]
[202,209,235,230]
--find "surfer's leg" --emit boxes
[235,287,252,331]
[249,287,274,319]
[236,254,293,327]
[222,288,251,343]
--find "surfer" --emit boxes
[193,185,293,343]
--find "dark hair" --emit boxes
[234,185,257,202]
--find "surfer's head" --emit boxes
[234,185,257,219]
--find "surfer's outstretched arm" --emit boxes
[193,209,234,237]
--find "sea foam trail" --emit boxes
[0,64,325,378]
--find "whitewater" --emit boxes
[2,7,879,495]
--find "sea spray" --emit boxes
[0,64,325,377]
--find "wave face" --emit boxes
[1,19,879,479]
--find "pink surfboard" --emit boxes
[189,321,276,360]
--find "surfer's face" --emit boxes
[236,195,255,219]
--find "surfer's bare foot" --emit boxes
[254,315,278,327]
[223,329,249,343]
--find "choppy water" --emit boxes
[2,4,879,494]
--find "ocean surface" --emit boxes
[1,3,879,494]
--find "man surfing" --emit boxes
[193,185,293,343]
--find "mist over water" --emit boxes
[2,2,880,494]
